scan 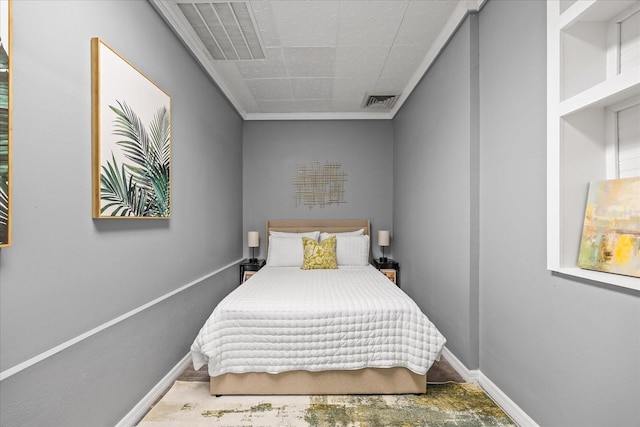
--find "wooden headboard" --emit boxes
[266,219,371,237]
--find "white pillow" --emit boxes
[266,236,305,266]
[335,235,370,266]
[319,228,365,241]
[270,230,320,241]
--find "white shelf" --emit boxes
[560,0,637,29]
[548,0,640,292]
[553,267,640,291]
[559,72,640,116]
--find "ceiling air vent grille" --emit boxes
[361,93,401,110]
[177,1,266,60]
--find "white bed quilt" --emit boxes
[191,265,446,377]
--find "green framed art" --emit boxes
[91,38,171,219]
[0,0,11,247]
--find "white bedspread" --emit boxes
[191,265,446,376]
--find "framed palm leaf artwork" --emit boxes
[0,0,11,246]
[91,38,171,219]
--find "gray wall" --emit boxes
[3,1,637,426]
[478,1,639,426]
[243,120,393,260]
[393,16,480,370]
[395,1,639,426]
[0,1,243,426]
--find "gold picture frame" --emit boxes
[0,0,11,247]
[91,38,171,219]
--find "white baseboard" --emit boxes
[478,372,540,427]
[116,353,192,427]
[441,346,480,383]
[441,347,538,427]
[121,348,539,427]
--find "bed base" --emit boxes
[210,368,426,395]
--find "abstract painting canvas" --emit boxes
[91,38,171,218]
[578,177,640,278]
[0,0,11,246]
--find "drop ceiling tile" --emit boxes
[295,100,333,112]
[332,77,378,100]
[210,61,244,81]
[236,47,287,79]
[290,78,333,100]
[334,46,389,78]
[257,99,299,113]
[246,78,293,100]
[226,79,261,111]
[250,0,281,47]
[331,98,364,112]
[283,47,335,78]
[337,0,408,46]
[380,44,430,81]
[271,0,339,47]
[375,77,410,93]
[394,1,458,45]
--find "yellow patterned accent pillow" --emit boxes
[301,236,338,270]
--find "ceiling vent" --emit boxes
[361,93,401,110]
[177,1,266,60]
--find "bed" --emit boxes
[191,219,446,395]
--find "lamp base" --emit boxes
[379,257,388,263]
[248,258,258,264]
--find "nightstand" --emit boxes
[372,258,400,287]
[239,259,266,284]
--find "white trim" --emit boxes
[546,0,562,272]
[244,111,393,121]
[478,372,540,427]
[125,348,539,427]
[0,259,242,382]
[116,353,192,427]
[388,0,474,119]
[441,346,480,383]
[442,347,538,427]
[552,266,640,292]
[558,72,640,117]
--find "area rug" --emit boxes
[137,380,515,426]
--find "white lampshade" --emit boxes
[248,231,259,248]
[378,230,390,247]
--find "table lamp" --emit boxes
[378,230,389,263]
[248,231,259,263]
